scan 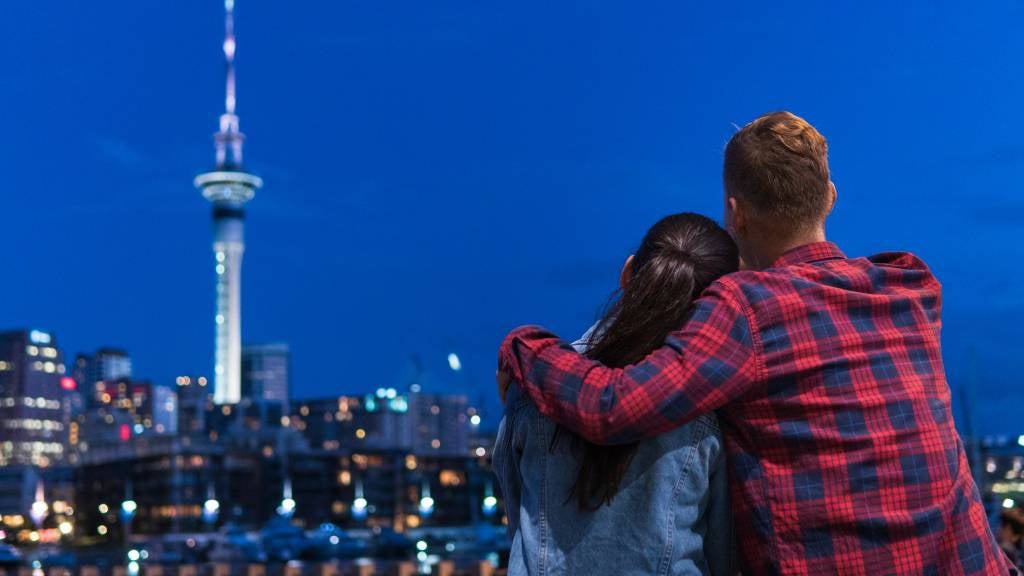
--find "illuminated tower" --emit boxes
[195,0,262,405]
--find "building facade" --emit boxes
[242,344,290,422]
[0,330,70,467]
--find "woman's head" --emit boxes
[587,212,739,368]
[568,212,738,509]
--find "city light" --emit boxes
[447,353,462,372]
[58,522,72,535]
[1017,435,1024,447]
[127,550,141,562]
[203,499,220,513]
[416,540,428,551]
[470,414,481,426]
[278,498,296,517]
[419,496,435,517]
[1004,498,1016,509]
[121,500,138,515]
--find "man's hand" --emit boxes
[497,370,512,403]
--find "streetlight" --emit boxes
[203,482,219,530]
[121,482,137,549]
[277,478,296,518]
[418,482,435,518]
[29,480,48,529]
[482,482,497,517]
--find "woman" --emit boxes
[493,213,738,576]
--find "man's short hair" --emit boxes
[724,111,831,233]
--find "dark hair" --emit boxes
[723,111,831,234]
[561,212,738,509]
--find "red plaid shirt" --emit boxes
[499,242,1014,575]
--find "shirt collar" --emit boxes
[771,241,846,268]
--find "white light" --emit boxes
[215,315,225,325]
[215,365,224,375]
[386,388,397,399]
[329,535,340,545]
[216,252,226,263]
[444,542,455,553]
[58,522,72,535]
[121,500,137,514]
[279,498,296,514]
[417,551,427,562]
[470,415,481,426]
[216,264,226,275]
[127,550,140,562]
[128,562,139,576]
[204,499,220,513]
[376,388,386,399]
[1004,498,1015,509]
[29,331,51,345]
[97,525,108,535]
[475,447,487,457]
[447,353,462,372]
[416,540,428,551]
[98,504,109,514]
[1017,435,1024,447]
[353,497,367,511]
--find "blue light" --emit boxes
[364,396,377,412]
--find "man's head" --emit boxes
[723,111,837,269]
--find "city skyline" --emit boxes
[1,1,1023,431]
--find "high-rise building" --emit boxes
[195,0,263,405]
[291,392,413,452]
[242,344,290,421]
[410,392,471,457]
[175,375,212,437]
[76,378,179,455]
[73,348,132,408]
[0,330,71,467]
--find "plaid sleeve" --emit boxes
[498,279,759,444]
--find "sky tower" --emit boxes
[195,0,262,405]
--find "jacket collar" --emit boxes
[771,241,846,268]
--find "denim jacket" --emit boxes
[493,333,735,576]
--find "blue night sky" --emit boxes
[1,2,1022,433]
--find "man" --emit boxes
[497,112,1014,575]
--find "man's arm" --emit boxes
[498,280,759,445]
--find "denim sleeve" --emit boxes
[704,432,737,576]
[493,386,528,537]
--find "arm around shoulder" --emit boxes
[497,280,760,445]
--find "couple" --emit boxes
[493,112,1015,575]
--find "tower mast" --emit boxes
[195,0,263,405]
